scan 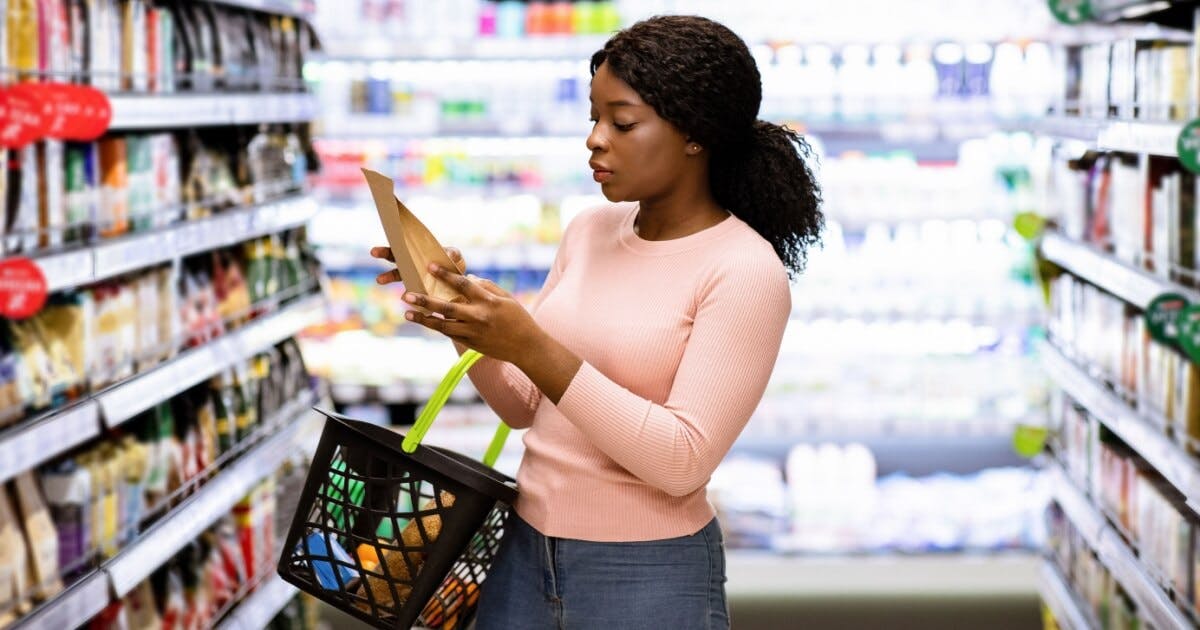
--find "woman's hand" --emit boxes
[401,264,541,365]
[370,246,466,285]
[404,263,583,403]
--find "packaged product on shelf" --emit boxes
[212,248,250,323]
[0,346,22,429]
[126,134,155,232]
[124,579,161,629]
[149,4,175,94]
[119,0,148,92]
[98,136,129,237]
[0,485,31,621]
[211,372,236,453]
[34,297,87,400]
[37,139,66,249]
[117,435,148,545]
[12,470,64,600]
[10,0,39,79]
[230,363,255,441]
[5,145,40,254]
[65,141,100,244]
[151,133,181,226]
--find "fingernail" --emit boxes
[429,263,440,273]
[403,294,416,303]
[405,312,414,321]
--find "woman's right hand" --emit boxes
[370,246,466,285]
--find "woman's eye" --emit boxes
[614,122,636,132]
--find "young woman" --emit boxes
[372,14,822,629]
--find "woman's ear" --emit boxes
[685,141,703,155]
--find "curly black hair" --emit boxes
[590,15,823,277]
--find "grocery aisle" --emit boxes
[2,0,1200,629]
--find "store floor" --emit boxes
[318,552,1040,629]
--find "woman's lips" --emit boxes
[592,169,613,183]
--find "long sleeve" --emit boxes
[466,219,576,429]
[552,258,791,497]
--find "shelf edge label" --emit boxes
[1047,0,1093,23]
[1146,292,1189,345]
[1178,119,1200,173]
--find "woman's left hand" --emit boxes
[403,263,542,366]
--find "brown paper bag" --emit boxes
[362,168,465,311]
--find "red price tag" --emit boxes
[0,87,46,148]
[0,257,49,319]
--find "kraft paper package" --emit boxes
[361,168,465,313]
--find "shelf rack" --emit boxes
[1038,559,1100,630]
[1047,463,1192,629]
[108,93,317,131]
[29,195,318,293]
[12,393,321,629]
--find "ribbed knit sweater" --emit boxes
[467,202,792,541]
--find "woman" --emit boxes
[372,15,822,629]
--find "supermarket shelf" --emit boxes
[29,194,318,293]
[1039,559,1098,630]
[209,0,314,18]
[316,35,610,61]
[216,573,298,630]
[10,571,110,630]
[105,392,319,596]
[108,92,317,130]
[1090,0,1199,27]
[1040,341,1200,513]
[97,293,325,427]
[724,551,1038,599]
[1040,232,1192,309]
[0,400,100,485]
[1048,463,1192,630]
[1029,116,1181,156]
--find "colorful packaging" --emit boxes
[98,136,129,237]
[12,471,64,600]
[65,142,99,243]
[125,134,154,232]
[40,459,92,575]
[38,139,66,249]
[9,0,40,79]
[0,485,30,619]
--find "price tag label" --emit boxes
[1146,293,1189,345]
[1178,119,1200,173]
[36,250,92,292]
[0,257,49,319]
[1047,0,1092,23]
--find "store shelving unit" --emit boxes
[0,293,323,486]
[106,393,318,596]
[1040,231,1194,309]
[216,575,299,630]
[0,2,329,627]
[12,393,321,629]
[1046,463,1192,629]
[211,0,314,18]
[97,294,324,425]
[109,93,317,130]
[1039,559,1099,630]
[1031,5,1200,626]
[1040,340,1200,514]
[315,35,609,61]
[33,195,318,292]
[1029,116,1182,157]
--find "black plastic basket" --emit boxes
[278,351,517,629]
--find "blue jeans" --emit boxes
[475,512,730,630]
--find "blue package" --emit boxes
[301,532,359,590]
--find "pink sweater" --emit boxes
[467,203,791,541]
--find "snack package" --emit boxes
[12,471,64,600]
[40,458,92,575]
[361,168,464,309]
[38,139,66,249]
[356,491,456,610]
[0,485,31,618]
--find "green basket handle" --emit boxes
[401,349,512,469]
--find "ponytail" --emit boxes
[711,121,823,278]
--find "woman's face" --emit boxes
[587,62,694,203]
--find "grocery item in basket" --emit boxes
[300,531,359,590]
[355,491,456,611]
[420,576,480,629]
[361,168,464,310]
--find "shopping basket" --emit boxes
[277,350,518,629]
